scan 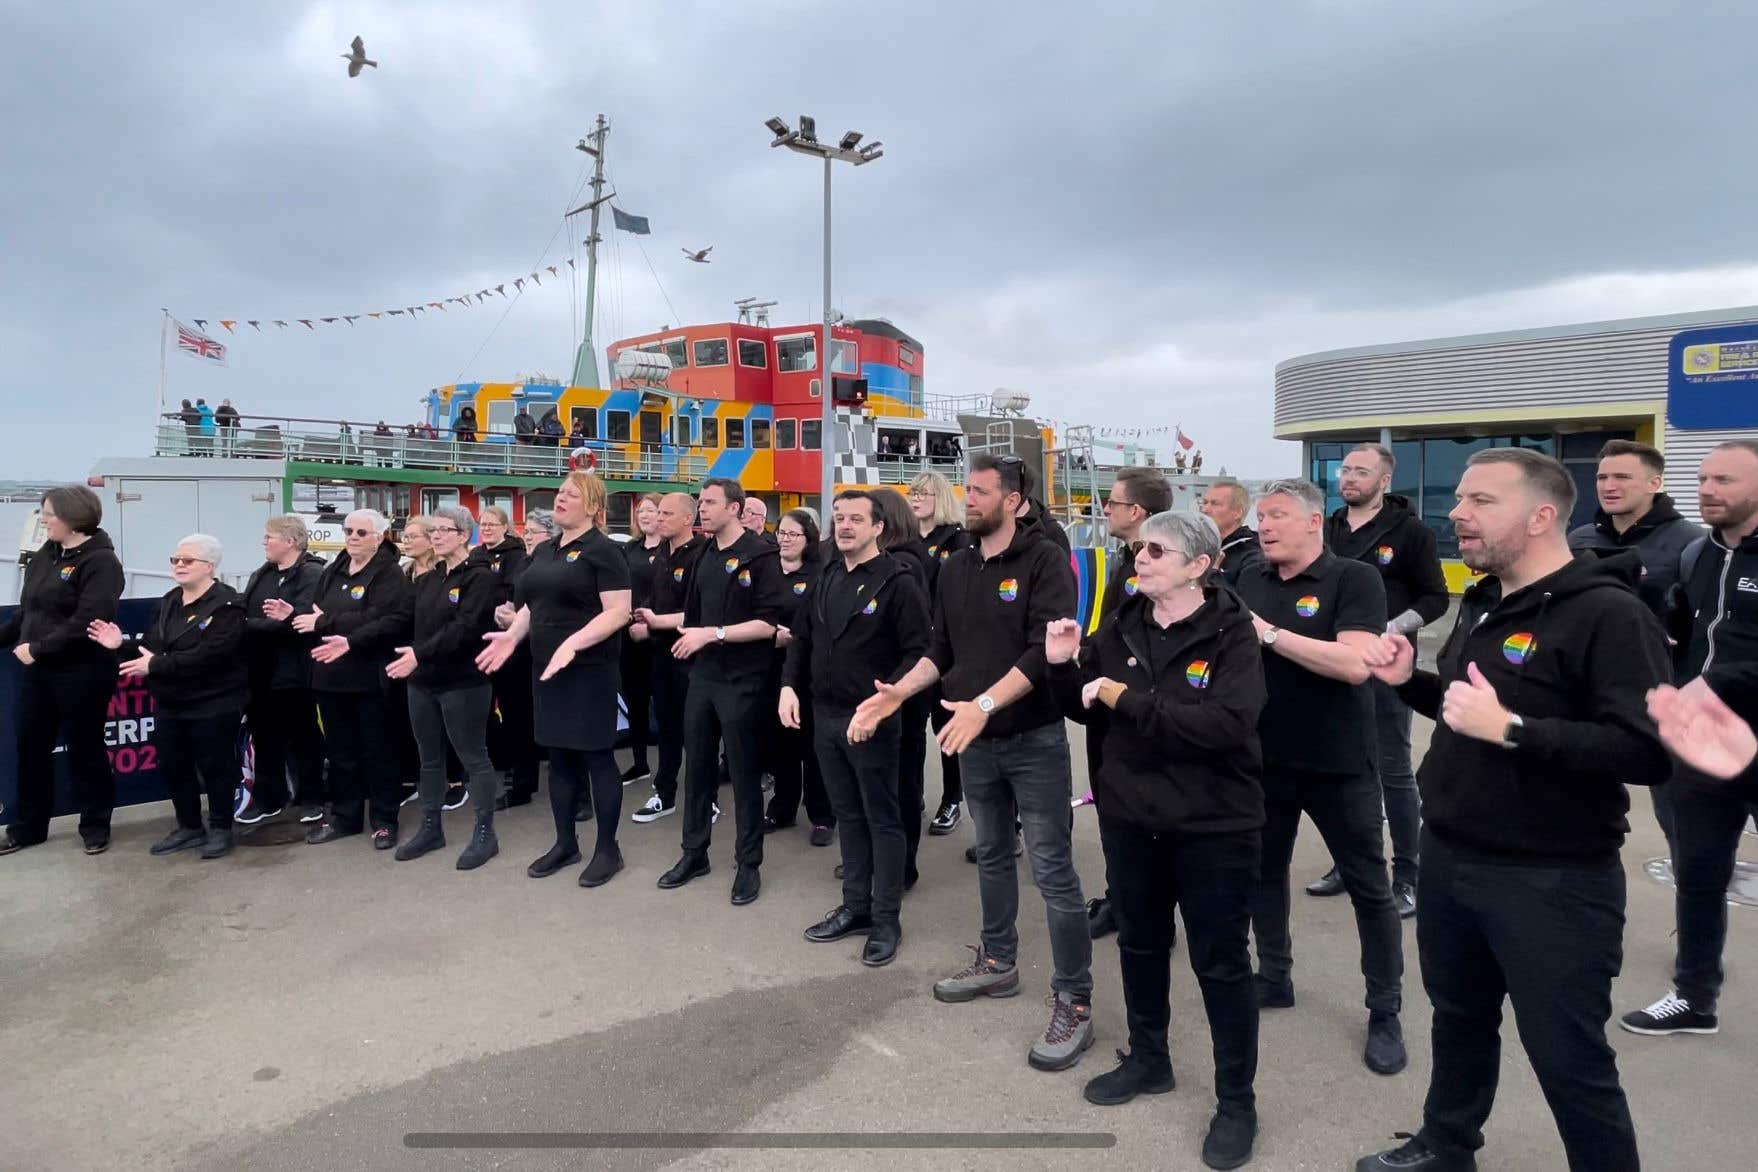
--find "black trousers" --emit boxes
[1250,764,1403,1014]
[160,711,243,831]
[1416,835,1637,1171]
[620,637,654,773]
[898,691,933,883]
[815,705,904,923]
[680,673,765,867]
[316,689,401,833]
[650,648,690,805]
[487,649,539,797]
[1100,815,1259,1116]
[1670,768,1758,1012]
[8,658,116,844]
[548,747,623,858]
[247,685,324,810]
[768,702,833,827]
[926,683,962,807]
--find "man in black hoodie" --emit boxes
[1201,479,1263,588]
[1355,448,1670,1172]
[1619,439,1758,1042]
[1309,443,1449,917]
[853,453,1093,1073]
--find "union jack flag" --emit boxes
[174,319,227,366]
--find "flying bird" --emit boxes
[342,36,377,78]
[682,246,713,263]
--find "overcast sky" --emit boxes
[6,0,1758,480]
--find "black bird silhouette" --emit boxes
[681,246,713,263]
[342,36,378,78]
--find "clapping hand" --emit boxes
[291,605,323,634]
[1045,618,1081,665]
[87,620,124,650]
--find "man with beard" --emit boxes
[1355,448,1670,1172]
[630,493,702,824]
[1307,443,1448,918]
[1619,440,1758,1042]
[1202,478,1263,589]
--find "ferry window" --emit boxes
[801,419,822,451]
[774,419,797,449]
[485,399,515,435]
[701,417,720,447]
[750,419,771,449]
[725,418,746,448]
[694,339,729,367]
[606,410,631,443]
[831,339,858,374]
[673,417,693,446]
[737,339,767,368]
[908,374,924,399]
[899,345,916,367]
[663,338,688,370]
[526,490,556,511]
[777,335,816,373]
[569,408,598,439]
[809,378,821,398]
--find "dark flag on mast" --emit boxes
[611,206,651,235]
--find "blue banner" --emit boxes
[1668,322,1758,430]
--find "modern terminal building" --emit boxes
[1275,304,1758,590]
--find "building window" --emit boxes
[693,339,729,368]
[801,419,822,451]
[774,418,797,449]
[831,339,859,374]
[606,410,631,443]
[700,417,720,448]
[750,419,771,449]
[777,335,816,373]
[899,344,916,367]
[569,407,598,439]
[673,417,693,446]
[737,339,767,368]
[662,338,688,370]
[725,418,746,449]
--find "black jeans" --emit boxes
[1372,679,1421,887]
[160,711,243,831]
[769,702,833,827]
[1250,764,1403,1014]
[1670,768,1758,1012]
[406,683,497,818]
[1416,835,1637,1171]
[486,650,539,798]
[815,704,905,924]
[620,637,654,773]
[1100,815,1259,1116]
[247,685,324,810]
[898,691,933,880]
[316,689,401,833]
[650,650,690,805]
[681,673,765,868]
[8,657,116,845]
[926,683,962,807]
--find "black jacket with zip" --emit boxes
[409,556,497,692]
[927,521,1077,739]
[1568,493,1703,619]
[1396,552,1672,866]
[783,551,932,709]
[0,529,124,668]
[466,536,528,608]
[913,522,969,595]
[310,542,414,693]
[1218,525,1263,590]
[119,582,248,718]
[242,553,325,691]
[1049,586,1265,834]
[1325,494,1449,627]
[1671,526,1758,684]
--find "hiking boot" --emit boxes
[1620,990,1719,1036]
[1028,991,1095,1071]
[933,944,1021,1002]
[394,812,446,861]
[150,826,206,856]
[454,817,499,870]
[1082,1049,1174,1105]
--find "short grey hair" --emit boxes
[346,508,390,535]
[432,504,475,536]
[1206,478,1251,514]
[176,532,224,568]
[1258,478,1326,517]
[524,509,557,537]
[263,514,309,552]
[1139,511,1220,578]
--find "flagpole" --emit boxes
[157,308,169,432]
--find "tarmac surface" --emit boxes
[3,718,1755,1172]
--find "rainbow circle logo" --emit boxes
[862,598,878,615]
[1123,576,1139,597]
[792,580,808,596]
[1295,595,1319,617]
[446,586,460,605]
[737,568,752,587]
[724,557,739,574]
[565,549,581,563]
[348,585,365,600]
[58,565,75,581]
[997,578,1019,602]
[672,567,685,582]
[939,549,951,561]
[1376,545,1394,566]
[1185,660,1211,689]
[1502,632,1536,665]
[197,616,211,631]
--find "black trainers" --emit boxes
[235,797,281,825]
[455,818,499,870]
[442,785,469,813]
[1306,866,1345,896]
[928,801,962,835]
[1254,973,1295,1009]
[1202,1110,1257,1170]
[1087,897,1117,940]
[1082,1049,1174,1106]
[150,826,207,856]
[621,763,651,784]
[1355,1133,1476,1171]
[394,813,446,862]
[1364,1011,1408,1075]
[1620,990,1719,1036]
[199,829,234,860]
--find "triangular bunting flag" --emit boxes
[273,320,288,328]
[514,278,525,291]
[388,309,404,317]
[547,265,558,276]
[220,320,237,333]
[428,302,444,311]
[193,319,208,328]
[495,285,506,297]
[368,312,383,319]
[344,316,359,325]
[298,320,314,330]
[248,320,261,330]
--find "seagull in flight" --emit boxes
[342,36,378,78]
[682,246,713,263]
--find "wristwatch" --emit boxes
[1260,626,1279,647]
[714,626,726,643]
[975,694,996,714]
[1500,713,1524,750]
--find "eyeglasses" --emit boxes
[427,525,461,535]
[343,527,376,538]
[1138,542,1188,562]
[777,530,806,540]
[168,556,211,567]
[1105,497,1138,510]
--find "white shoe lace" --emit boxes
[1641,991,1691,1020]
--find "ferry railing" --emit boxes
[153,422,708,484]
[874,455,964,485]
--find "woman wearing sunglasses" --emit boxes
[1044,511,1267,1171]
[88,534,247,860]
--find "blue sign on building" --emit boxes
[1669,322,1758,430]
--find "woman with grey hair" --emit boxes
[241,515,328,824]
[89,534,249,860]
[1044,509,1269,1170]
[520,510,556,554]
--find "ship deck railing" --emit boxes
[872,454,965,485]
[154,419,708,483]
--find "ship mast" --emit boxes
[570,115,610,388]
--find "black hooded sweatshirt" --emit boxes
[927,521,1076,739]
[1667,525,1758,684]
[119,582,248,718]
[309,542,413,694]
[1396,552,1672,866]
[783,551,932,709]
[682,529,787,680]
[1049,587,1266,834]
[913,521,970,595]
[465,535,529,608]
[1567,492,1703,618]
[0,529,124,669]
[1018,502,1071,552]
[408,556,498,692]
[242,553,325,691]
[1325,494,1449,629]
[1218,526,1263,590]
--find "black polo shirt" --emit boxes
[1233,549,1385,774]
